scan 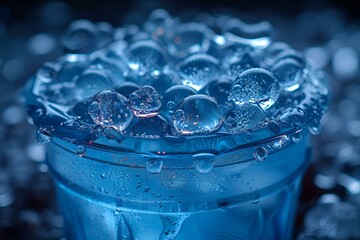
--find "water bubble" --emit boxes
[62,19,98,53]
[114,82,140,98]
[179,53,220,91]
[292,131,303,143]
[128,40,166,76]
[193,153,215,174]
[203,78,233,111]
[36,63,58,83]
[146,158,163,174]
[224,104,265,133]
[68,99,94,124]
[279,107,305,128]
[309,122,321,135]
[271,135,290,149]
[76,145,86,156]
[227,53,259,80]
[224,18,272,48]
[88,90,134,131]
[125,85,163,118]
[36,128,52,144]
[130,115,170,138]
[268,120,281,134]
[231,68,280,110]
[271,58,304,91]
[254,146,268,161]
[144,9,175,38]
[75,69,113,99]
[173,94,222,135]
[168,23,213,58]
[148,72,179,95]
[92,55,128,85]
[161,85,197,121]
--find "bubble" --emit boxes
[92,55,128,85]
[130,115,170,138]
[160,85,197,121]
[224,18,272,48]
[75,69,113,99]
[231,68,280,110]
[271,58,304,91]
[173,94,222,135]
[279,107,305,128]
[62,19,98,53]
[88,90,134,131]
[168,23,213,58]
[36,128,52,144]
[68,99,94,124]
[292,131,303,143]
[268,120,281,134]
[224,104,265,133]
[227,53,259,80]
[128,40,166,76]
[193,153,215,174]
[179,53,220,91]
[146,158,163,174]
[36,63,58,83]
[129,85,162,117]
[271,135,290,149]
[264,42,291,59]
[144,9,176,37]
[76,145,86,156]
[309,122,321,135]
[254,146,268,161]
[148,72,179,95]
[114,82,140,98]
[203,79,233,111]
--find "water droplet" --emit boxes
[88,90,134,131]
[129,85,162,117]
[231,68,280,110]
[114,81,140,98]
[193,153,215,174]
[101,173,106,178]
[75,69,113,99]
[309,122,321,135]
[128,40,166,76]
[227,53,259,80]
[36,63,58,83]
[62,19,98,53]
[203,78,233,111]
[168,23,213,58]
[92,55,127,85]
[224,18,272,48]
[76,145,86,156]
[179,53,220,91]
[36,128,52,144]
[224,103,265,133]
[271,135,290,149]
[161,85,197,121]
[271,58,304,91]
[173,94,222,135]
[146,158,163,174]
[292,131,303,143]
[254,146,268,161]
[130,115,170,138]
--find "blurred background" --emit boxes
[0,0,360,239]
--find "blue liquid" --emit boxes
[47,134,310,240]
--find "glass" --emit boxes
[45,130,310,239]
